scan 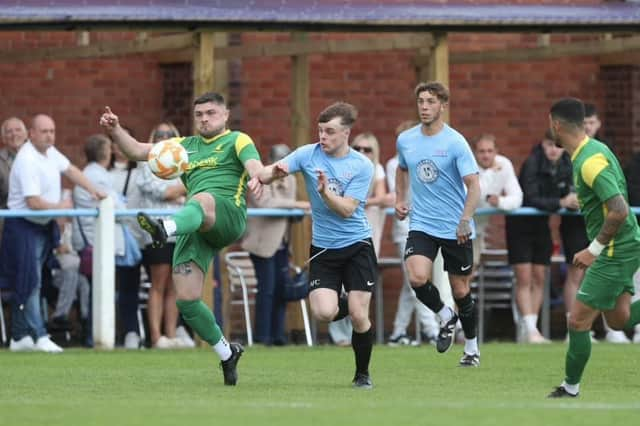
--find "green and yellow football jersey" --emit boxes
[172,130,261,211]
[571,136,640,258]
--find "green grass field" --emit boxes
[1,343,639,426]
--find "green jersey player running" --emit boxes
[100,92,267,386]
[547,98,640,398]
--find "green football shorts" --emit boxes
[577,252,640,311]
[173,196,246,274]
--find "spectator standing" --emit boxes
[351,132,389,252]
[109,137,144,348]
[48,215,90,341]
[0,117,27,237]
[242,144,310,346]
[583,103,611,148]
[506,132,576,343]
[1,114,104,352]
[137,122,191,348]
[73,134,139,348]
[472,134,523,264]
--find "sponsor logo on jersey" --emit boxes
[417,159,439,183]
[326,178,345,196]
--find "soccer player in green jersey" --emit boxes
[547,98,640,398]
[100,92,266,386]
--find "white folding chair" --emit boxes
[136,265,151,345]
[470,249,517,343]
[224,251,312,346]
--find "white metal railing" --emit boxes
[2,203,639,348]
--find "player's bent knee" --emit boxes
[350,310,370,328]
[408,272,428,287]
[191,192,216,218]
[310,306,336,322]
[174,283,201,301]
[567,316,592,331]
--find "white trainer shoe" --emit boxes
[35,335,63,353]
[124,331,141,349]
[153,335,176,349]
[605,330,631,344]
[175,326,196,348]
[527,330,551,344]
[633,332,640,344]
[10,335,35,352]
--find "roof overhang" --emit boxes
[1,2,640,33]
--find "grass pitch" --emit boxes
[1,343,639,426]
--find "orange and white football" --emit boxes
[147,139,188,180]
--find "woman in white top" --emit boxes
[137,122,189,349]
[350,132,390,255]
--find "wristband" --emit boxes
[587,239,606,257]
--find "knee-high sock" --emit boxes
[565,330,591,385]
[176,299,222,345]
[413,281,444,313]
[455,292,477,339]
[351,327,373,376]
[173,199,205,235]
[624,300,640,329]
[333,294,349,322]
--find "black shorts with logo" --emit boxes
[308,238,378,293]
[404,231,474,276]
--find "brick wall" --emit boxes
[0,54,164,165]
[601,65,640,160]
[160,62,193,137]
[0,20,637,341]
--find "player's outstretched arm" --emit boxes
[99,106,152,161]
[252,162,289,185]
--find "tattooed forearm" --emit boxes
[596,195,629,244]
[173,263,193,275]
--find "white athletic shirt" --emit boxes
[8,140,70,224]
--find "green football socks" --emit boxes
[173,199,205,234]
[565,329,591,385]
[176,299,223,345]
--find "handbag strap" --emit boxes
[76,217,89,247]
[72,190,90,247]
[122,167,132,196]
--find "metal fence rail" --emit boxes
[2,203,639,348]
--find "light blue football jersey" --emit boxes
[282,143,373,249]
[397,124,478,240]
